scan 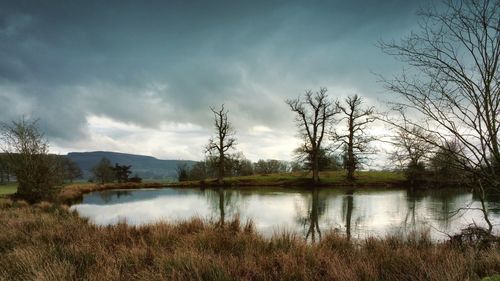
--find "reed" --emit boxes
[0,198,498,281]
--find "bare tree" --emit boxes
[206,104,236,184]
[92,157,115,184]
[332,94,375,180]
[286,88,336,183]
[381,0,499,232]
[0,118,58,202]
[390,126,435,168]
[390,125,436,184]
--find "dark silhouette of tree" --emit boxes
[67,159,82,182]
[294,146,341,172]
[228,152,254,176]
[429,140,467,184]
[381,0,500,232]
[206,104,236,184]
[188,161,209,180]
[51,155,83,183]
[0,118,59,202]
[129,174,142,183]
[390,126,435,185]
[286,88,336,183]
[92,157,115,184]
[332,94,375,181]
[176,163,189,182]
[113,163,132,183]
[254,159,288,175]
[0,154,12,184]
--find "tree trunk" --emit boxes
[345,190,353,240]
[477,181,493,234]
[217,152,224,184]
[312,150,319,183]
[218,188,225,227]
[347,116,355,181]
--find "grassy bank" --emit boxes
[57,182,169,203]
[0,183,17,196]
[0,198,498,281]
[170,170,406,188]
[51,171,405,203]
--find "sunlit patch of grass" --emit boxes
[0,183,17,196]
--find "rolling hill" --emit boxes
[67,151,196,180]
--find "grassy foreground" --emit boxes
[0,198,499,281]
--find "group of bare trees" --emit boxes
[286,89,375,183]
[202,98,358,184]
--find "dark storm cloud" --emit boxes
[0,0,426,143]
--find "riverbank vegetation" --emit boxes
[174,170,405,188]
[0,199,498,281]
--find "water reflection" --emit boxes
[70,187,500,241]
[204,188,240,226]
[343,190,354,240]
[295,189,327,242]
[98,190,132,203]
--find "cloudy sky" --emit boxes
[0,0,428,164]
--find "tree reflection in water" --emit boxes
[204,188,239,227]
[342,190,354,240]
[98,190,132,203]
[296,188,327,242]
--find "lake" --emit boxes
[70,187,500,241]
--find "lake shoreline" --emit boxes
[57,179,408,203]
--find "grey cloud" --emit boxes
[0,0,427,150]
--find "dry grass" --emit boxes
[57,182,167,203]
[0,198,498,281]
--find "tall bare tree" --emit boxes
[381,0,499,232]
[333,94,375,180]
[286,88,336,183]
[206,104,236,184]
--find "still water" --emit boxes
[70,187,500,241]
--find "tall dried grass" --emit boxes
[0,198,498,281]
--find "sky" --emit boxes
[0,0,428,165]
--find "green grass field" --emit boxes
[0,183,17,196]
[177,170,406,187]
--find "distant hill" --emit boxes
[67,151,196,180]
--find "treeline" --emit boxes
[177,150,342,181]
